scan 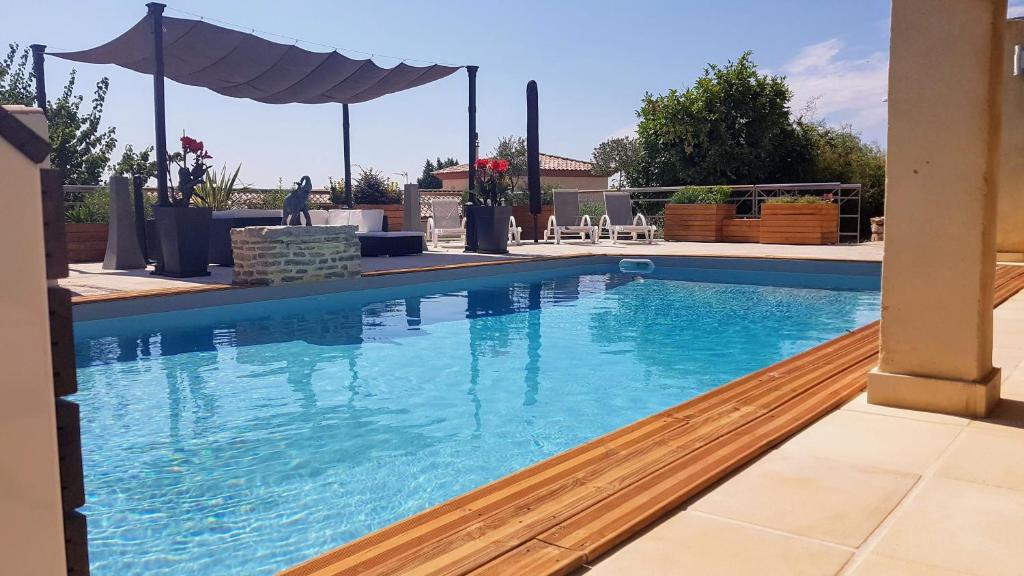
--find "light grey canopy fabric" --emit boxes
[51,15,462,104]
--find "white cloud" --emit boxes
[782,39,889,140]
[1010,2,1024,18]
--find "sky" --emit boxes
[3,0,896,188]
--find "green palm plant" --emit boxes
[194,164,243,211]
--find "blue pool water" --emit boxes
[73,263,880,575]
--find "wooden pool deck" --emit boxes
[278,264,1024,576]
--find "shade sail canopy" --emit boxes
[51,15,462,105]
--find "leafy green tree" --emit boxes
[1,43,117,185]
[417,156,459,189]
[492,136,527,190]
[0,43,33,105]
[796,120,886,234]
[111,144,157,184]
[633,51,806,186]
[591,136,640,188]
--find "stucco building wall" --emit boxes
[0,106,67,574]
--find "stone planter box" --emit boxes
[66,223,108,263]
[759,203,839,245]
[722,218,761,243]
[511,205,553,241]
[664,204,735,242]
[351,204,403,231]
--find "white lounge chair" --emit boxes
[543,189,598,244]
[427,198,466,248]
[508,215,522,246]
[598,191,656,244]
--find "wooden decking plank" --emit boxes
[465,540,584,576]
[537,355,878,561]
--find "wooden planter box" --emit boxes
[66,223,108,263]
[511,205,553,241]
[722,218,761,243]
[759,203,839,245]
[351,204,404,231]
[664,204,735,242]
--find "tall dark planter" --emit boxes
[468,205,512,254]
[152,206,212,277]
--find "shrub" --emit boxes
[327,176,348,206]
[765,195,831,204]
[669,185,731,205]
[65,187,109,223]
[353,167,401,205]
[579,201,605,223]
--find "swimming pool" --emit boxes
[72,259,880,575]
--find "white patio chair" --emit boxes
[543,189,598,244]
[508,215,522,246]
[598,191,657,244]
[427,198,465,248]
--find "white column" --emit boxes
[868,0,1006,417]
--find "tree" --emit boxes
[1,43,117,185]
[796,120,886,235]
[492,136,527,191]
[0,43,33,105]
[417,156,459,189]
[111,144,158,184]
[591,136,640,188]
[354,167,401,204]
[633,51,805,187]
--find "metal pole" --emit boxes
[147,2,170,207]
[527,80,541,243]
[342,103,353,208]
[467,66,479,199]
[133,175,149,261]
[465,65,479,252]
[29,44,47,116]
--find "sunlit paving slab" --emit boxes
[580,289,1024,575]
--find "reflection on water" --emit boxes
[73,269,879,575]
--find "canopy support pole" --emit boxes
[30,44,47,116]
[527,80,540,243]
[467,66,479,199]
[464,65,479,252]
[147,2,170,207]
[343,103,353,208]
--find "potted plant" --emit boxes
[760,195,839,245]
[153,135,214,277]
[664,186,735,241]
[467,158,513,254]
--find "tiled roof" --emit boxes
[434,153,594,176]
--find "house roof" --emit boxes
[434,153,595,177]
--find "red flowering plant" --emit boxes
[473,157,510,206]
[164,134,214,206]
